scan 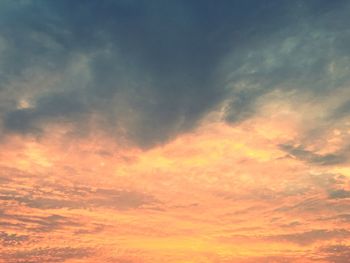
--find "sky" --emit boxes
[0,0,350,262]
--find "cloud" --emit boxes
[0,247,93,263]
[308,172,350,200]
[0,176,10,184]
[0,231,28,247]
[266,229,350,245]
[317,245,350,263]
[226,255,299,263]
[0,179,157,210]
[328,189,350,199]
[0,0,234,146]
[221,1,350,123]
[274,193,350,212]
[279,144,349,166]
[0,189,156,210]
[0,1,349,147]
[0,211,80,233]
[328,214,350,223]
[1,3,350,260]
[3,91,88,135]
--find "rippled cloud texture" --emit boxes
[1,1,350,262]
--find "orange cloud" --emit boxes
[0,105,349,263]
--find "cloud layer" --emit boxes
[1,1,350,262]
[1,0,350,147]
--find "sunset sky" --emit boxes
[1,1,350,262]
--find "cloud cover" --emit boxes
[1,0,350,147]
[1,1,350,262]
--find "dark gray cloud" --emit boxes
[331,100,350,120]
[0,0,349,146]
[329,189,350,199]
[3,91,88,134]
[280,144,349,166]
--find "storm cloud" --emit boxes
[1,0,350,147]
